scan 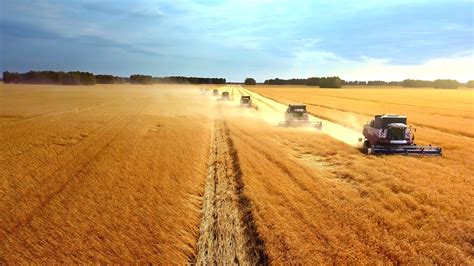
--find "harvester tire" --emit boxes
[363,141,371,155]
[367,147,374,155]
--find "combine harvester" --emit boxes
[360,114,442,155]
[239,96,258,110]
[212,89,219,96]
[279,104,322,129]
[220,91,231,101]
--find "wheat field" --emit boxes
[0,84,216,263]
[1,84,472,264]
[229,86,474,264]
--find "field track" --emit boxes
[195,114,268,264]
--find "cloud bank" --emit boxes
[1,0,473,82]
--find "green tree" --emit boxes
[433,79,460,89]
[244,78,257,85]
[466,80,474,88]
[319,77,342,88]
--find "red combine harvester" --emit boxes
[360,114,442,155]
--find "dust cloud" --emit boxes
[236,86,364,147]
[195,85,363,147]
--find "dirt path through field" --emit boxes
[195,109,268,265]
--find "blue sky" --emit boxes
[1,0,473,81]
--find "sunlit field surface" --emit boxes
[1,84,472,264]
[249,85,474,137]
[238,85,473,263]
[0,84,215,263]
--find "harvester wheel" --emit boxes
[367,147,374,155]
[363,141,372,155]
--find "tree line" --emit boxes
[397,79,460,88]
[3,71,472,88]
[3,71,226,85]
[3,71,127,85]
[344,80,401,86]
[344,79,472,89]
[263,77,343,88]
[130,75,226,84]
[259,77,474,89]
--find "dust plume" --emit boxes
[237,86,363,146]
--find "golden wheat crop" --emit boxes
[249,85,474,137]
[1,84,472,264]
[0,84,215,263]
[224,85,473,264]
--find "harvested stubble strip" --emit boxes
[195,118,268,265]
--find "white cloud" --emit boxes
[4,0,473,82]
[344,54,474,82]
[293,38,321,49]
[442,23,473,32]
[287,46,474,82]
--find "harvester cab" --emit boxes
[279,104,322,129]
[361,114,442,155]
[221,91,231,100]
[212,89,219,96]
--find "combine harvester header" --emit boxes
[360,114,442,155]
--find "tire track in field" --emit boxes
[0,102,115,128]
[0,103,124,162]
[1,104,147,240]
[228,122,327,198]
[302,92,471,112]
[224,121,333,248]
[195,116,268,265]
[277,97,474,139]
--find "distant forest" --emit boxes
[263,77,343,88]
[344,79,473,89]
[263,77,473,89]
[3,71,473,89]
[129,74,226,84]
[3,71,126,85]
[2,71,226,85]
